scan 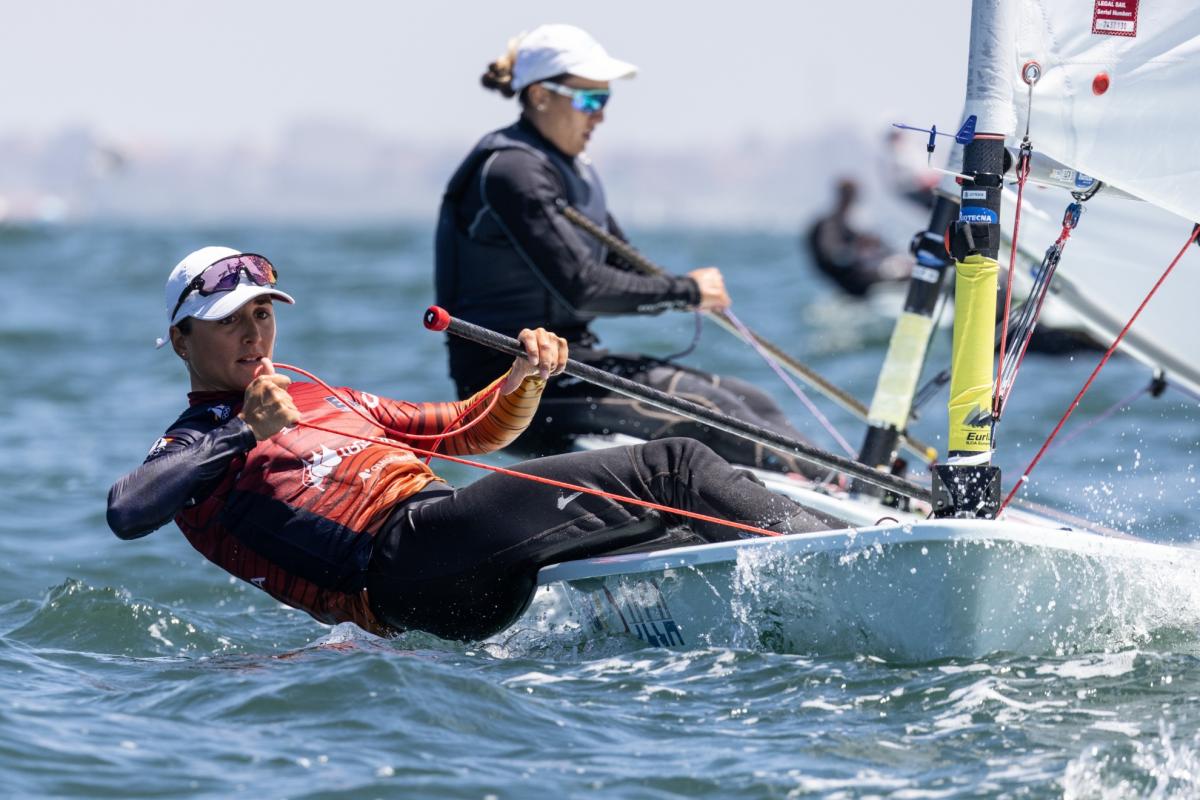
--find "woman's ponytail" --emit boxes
[480,34,521,98]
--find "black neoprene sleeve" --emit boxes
[106,417,257,540]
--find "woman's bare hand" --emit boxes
[502,328,568,394]
[239,359,301,440]
[687,266,731,311]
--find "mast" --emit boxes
[931,0,1018,519]
[854,187,957,500]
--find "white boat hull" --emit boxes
[529,518,1200,661]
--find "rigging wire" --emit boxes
[272,361,787,539]
[721,308,858,458]
[1043,381,1152,453]
[994,201,1085,418]
[990,58,1047,436]
[998,224,1200,514]
[992,141,1033,427]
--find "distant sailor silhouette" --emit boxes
[805,178,911,297]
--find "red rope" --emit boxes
[275,362,502,462]
[994,148,1031,416]
[417,384,502,463]
[999,225,1200,513]
[272,363,785,538]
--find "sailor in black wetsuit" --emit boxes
[805,178,911,297]
[435,24,827,478]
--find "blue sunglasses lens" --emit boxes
[573,91,610,113]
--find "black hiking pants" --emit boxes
[366,437,844,641]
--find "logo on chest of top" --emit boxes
[301,440,372,490]
[325,393,377,413]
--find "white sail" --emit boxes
[991,2,1200,396]
[1006,192,1200,397]
[1013,1,1200,224]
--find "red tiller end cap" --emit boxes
[424,305,451,331]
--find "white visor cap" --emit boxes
[156,246,295,348]
[510,24,637,92]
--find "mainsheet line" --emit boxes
[273,361,786,538]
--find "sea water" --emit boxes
[2,222,1198,798]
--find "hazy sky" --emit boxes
[6,1,973,150]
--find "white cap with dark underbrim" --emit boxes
[511,24,638,92]
[155,246,295,348]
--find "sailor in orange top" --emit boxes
[108,247,842,641]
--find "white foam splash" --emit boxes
[1063,720,1200,798]
[146,621,175,649]
[633,684,688,702]
[502,671,571,688]
[799,698,849,713]
[1091,720,1142,738]
[1035,651,1140,680]
[782,769,911,797]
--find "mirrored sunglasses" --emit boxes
[540,81,611,114]
[171,253,278,323]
